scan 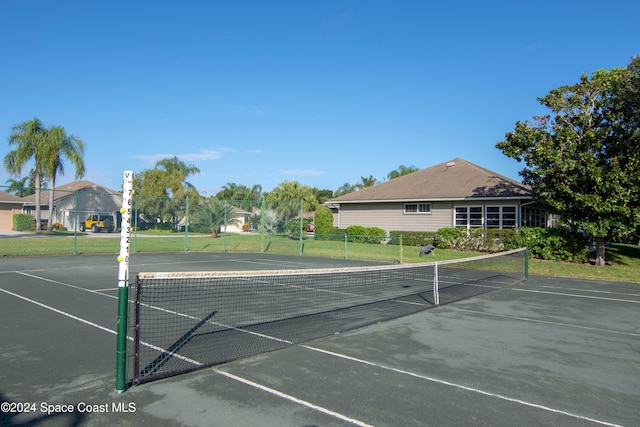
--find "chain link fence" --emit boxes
[1,187,405,262]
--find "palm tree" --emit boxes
[356,175,377,190]
[4,177,30,197]
[42,126,86,231]
[387,164,419,180]
[4,118,48,230]
[154,156,200,198]
[190,198,240,237]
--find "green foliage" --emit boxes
[389,230,437,246]
[346,225,367,243]
[189,198,240,236]
[313,206,334,236]
[387,164,419,180]
[285,218,310,238]
[508,227,589,262]
[496,56,640,265]
[432,228,516,252]
[13,214,35,231]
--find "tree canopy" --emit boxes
[4,118,85,230]
[496,55,640,266]
[387,164,419,180]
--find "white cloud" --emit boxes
[132,149,227,163]
[280,169,326,177]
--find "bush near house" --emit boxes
[389,231,437,247]
[13,214,36,231]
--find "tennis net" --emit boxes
[132,247,527,384]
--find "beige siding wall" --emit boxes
[334,200,527,233]
[335,202,454,233]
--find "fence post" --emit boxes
[184,197,189,252]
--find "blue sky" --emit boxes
[1,0,638,196]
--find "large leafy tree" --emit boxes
[496,56,640,266]
[134,156,201,225]
[4,118,49,230]
[42,126,85,231]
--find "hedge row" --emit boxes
[13,214,36,231]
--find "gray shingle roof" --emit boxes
[21,181,119,204]
[329,158,531,203]
[0,190,25,204]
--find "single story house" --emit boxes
[0,191,26,231]
[22,181,122,231]
[326,158,551,233]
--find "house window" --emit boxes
[404,203,431,214]
[455,206,483,229]
[486,206,517,229]
[522,207,547,228]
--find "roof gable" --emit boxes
[0,190,25,204]
[21,181,120,204]
[330,158,531,203]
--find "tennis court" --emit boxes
[1,252,638,426]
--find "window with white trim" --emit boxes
[404,203,431,214]
[455,206,483,228]
[486,206,517,228]
[522,207,547,228]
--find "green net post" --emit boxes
[299,199,304,256]
[184,197,189,252]
[115,171,134,393]
[344,234,348,259]
[260,197,266,253]
[399,234,403,264]
[223,201,228,252]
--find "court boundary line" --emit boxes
[213,369,374,427]
[300,345,622,427]
[455,308,640,337]
[511,287,640,304]
[0,286,373,427]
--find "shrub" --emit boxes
[314,206,334,236]
[345,225,366,243]
[511,227,588,262]
[365,227,386,244]
[13,214,35,231]
[388,231,437,246]
[242,223,251,232]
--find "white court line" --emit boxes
[455,308,640,337]
[300,345,622,427]
[539,285,640,298]
[511,287,640,304]
[214,369,374,427]
[6,268,624,425]
[0,286,372,427]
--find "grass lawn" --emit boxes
[0,231,638,283]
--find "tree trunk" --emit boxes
[595,236,606,266]
[47,176,56,232]
[34,172,42,232]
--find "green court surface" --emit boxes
[1,252,638,426]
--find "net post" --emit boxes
[115,171,134,393]
[433,262,440,305]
